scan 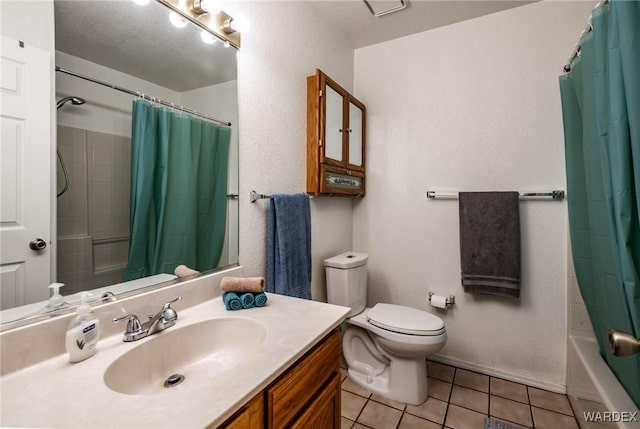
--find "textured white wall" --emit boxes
[352,1,594,390]
[226,1,355,301]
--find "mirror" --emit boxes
[1,0,239,326]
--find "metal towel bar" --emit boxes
[426,190,565,200]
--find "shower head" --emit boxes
[56,96,86,110]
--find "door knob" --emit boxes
[29,238,47,251]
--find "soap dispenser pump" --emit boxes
[65,292,100,363]
[46,283,66,309]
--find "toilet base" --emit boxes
[348,357,428,405]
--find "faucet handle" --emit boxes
[161,296,182,324]
[163,296,182,310]
[113,314,145,342]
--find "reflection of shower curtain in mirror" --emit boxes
[123,100,230,281]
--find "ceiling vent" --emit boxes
[363,0,407,17]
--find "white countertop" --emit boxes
[0,294,349,428]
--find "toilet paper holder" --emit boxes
[428,292,455,308]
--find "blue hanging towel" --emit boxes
[267,194,312,300]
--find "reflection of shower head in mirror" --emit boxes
[56,96,86,110]
[55,96,85,198]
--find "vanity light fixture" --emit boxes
[157,0,242,49]
[193,0,222,14]
[222,15,250,34]
[363,0,406,17]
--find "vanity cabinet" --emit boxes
[216,393,264,429]
[216,329,341,429]
[307,69,366,197]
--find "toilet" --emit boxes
[325,251,447,405]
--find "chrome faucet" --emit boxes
[114,296,182,342]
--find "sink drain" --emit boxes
[163,374,185,388]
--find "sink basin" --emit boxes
[104,317,267,395]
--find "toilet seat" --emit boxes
[367,303,444,336]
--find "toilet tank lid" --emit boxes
[324,252,368,269]
[367,303,444,334]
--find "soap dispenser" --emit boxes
[65,292,100,363]
[46,283,67,310]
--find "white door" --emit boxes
[0,36,51,309]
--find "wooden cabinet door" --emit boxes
[215,392,264,429]
[267,330,339,428]
[289,374,340,429]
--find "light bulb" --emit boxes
[199,0,222,14]
[223,40,230,48]
[229,15,250,33]
[131,0,151,5]
[200,30,217,45]
[169,11,188,28]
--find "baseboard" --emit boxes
[429,354,567,394]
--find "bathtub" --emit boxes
[568,335,639,428]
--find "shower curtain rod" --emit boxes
[55,66,231,127]
[563,0,608,73]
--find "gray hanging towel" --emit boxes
[459,192,521,298]
[266,193,312,300]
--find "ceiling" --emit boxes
[310,0,535,49]
[54,0,534,92]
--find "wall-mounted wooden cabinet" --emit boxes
[307,69,366,197]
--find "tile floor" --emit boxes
[340,361,579,429]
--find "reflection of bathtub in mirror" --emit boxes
[1,274,178,326]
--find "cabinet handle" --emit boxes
[338,129,343,133]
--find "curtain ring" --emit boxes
[170,102,174,112]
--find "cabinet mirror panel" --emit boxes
[348,102,363,167]
[324,84,344,163]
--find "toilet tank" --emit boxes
[324,252,368,317]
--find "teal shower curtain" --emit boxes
[559,1,640,408]
[123,100,231,281]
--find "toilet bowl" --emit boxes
[324,252,447,405]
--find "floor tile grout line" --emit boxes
[527,385,535,429]
[353,396,370,427]
[441,367,456,428]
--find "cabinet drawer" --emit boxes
[320,165,365,196]
[267,329,340,428]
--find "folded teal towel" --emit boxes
[255,292,268,307]
[240,292,255,309]
[223,292,242,311]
